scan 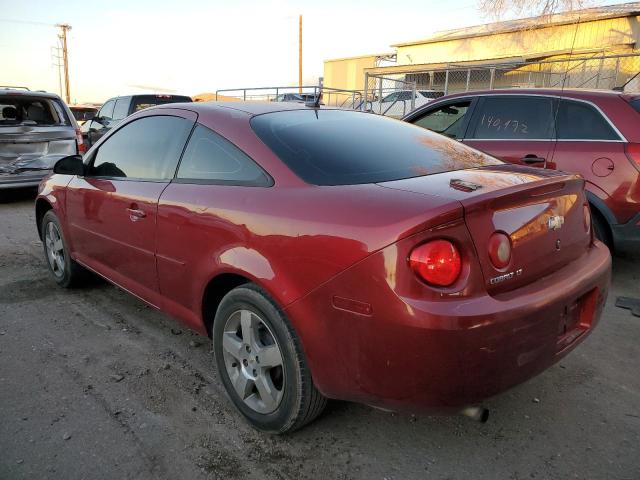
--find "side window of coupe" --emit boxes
[97,100,115,122]
[556,99,619,140]
[89,115,193,180]
[469,96,554,140]
[176,125,272,186]
[412,101,471,140]
[111,98,130,121]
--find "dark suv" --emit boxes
[82,94,192,148]
[404,89,640,253]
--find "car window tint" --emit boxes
[0,97,69,126]
[629,98,640,113]
[556,100,619,140]
[177,125,271,186]
[71,108,96,122]
[89,115,193,180]
[131,95,191,112]
[98,100,115,120]
[470,96,554,140]
[112,98,130,121]
[251,109,502,186]
[420,91,444,99]
[412,101,471,140]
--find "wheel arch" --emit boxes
[585,190,614,247]
[201,272,253,337]
[35,198,54,240]
[585,190,617,226]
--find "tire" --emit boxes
[212,284,326,434]
[592,209,612,249]
[41,210,85,288]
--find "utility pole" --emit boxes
[56,23,72,104]
[298,15,302,94]
[51,44,63,98]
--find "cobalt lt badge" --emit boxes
[548,215,565,231]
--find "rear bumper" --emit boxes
[286,241,611,411]
[612,212,640,253]
[0,172,49,190]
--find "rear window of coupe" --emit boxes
[250,109,502,186]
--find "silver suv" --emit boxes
[0,87,82,190]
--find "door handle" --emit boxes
[521,155,546,165]
[127,207,146,221]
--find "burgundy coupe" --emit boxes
[36,101,611,433]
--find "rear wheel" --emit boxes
[41,210,85,288]
[213,284,326,433]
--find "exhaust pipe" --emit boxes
[460,406,489,423]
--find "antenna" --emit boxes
[614,71,640,92]
[306,77,323,108]
[298,15,303,95]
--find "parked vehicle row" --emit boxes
[37,100,610,434]
[69,104,99,126]
[403,89,640,253]
[0,89,193,191]
[364,89,444,117]
[81,94,192,148]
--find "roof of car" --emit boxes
[155,101,333,116]
[0,88,63,100]
[439,88,625,100]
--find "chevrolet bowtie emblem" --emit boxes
[548,215,565,231]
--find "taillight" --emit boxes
[624,143,640,170]
[75,127,86,154]
[409,239,461,287]
[583,203,591,235]
[487,232,512,269]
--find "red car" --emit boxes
[36,102,611,433]
[403,89,640,253]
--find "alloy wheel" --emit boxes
[221,309,285,414]
[45,221,65,278]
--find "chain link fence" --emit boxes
[361,74,417,117]
[360,53,640,116]
[211,54,639,118]
[214,85,363,109]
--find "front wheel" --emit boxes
[41,210,85,288]
[213,284,326,433]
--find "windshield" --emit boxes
[251,109,502,186]
[71,108,97,122]
[0,95,70,126]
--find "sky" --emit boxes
[0,0,621,103]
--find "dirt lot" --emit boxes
[0,191,639,480]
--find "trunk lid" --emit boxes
[0,125,76,173]
[378,165,591,294]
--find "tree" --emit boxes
[478,0,591,19]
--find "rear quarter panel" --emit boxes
[155,183,462,333]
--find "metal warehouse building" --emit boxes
[324,2,640,96]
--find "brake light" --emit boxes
[75,127,86,154]
[487,232,512,269]
[409,240,461,287]
[624,143,640,170]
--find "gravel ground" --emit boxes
[1,190,639,480]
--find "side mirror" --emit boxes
[53,155,85,176]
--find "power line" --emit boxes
[0,18,54,27]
